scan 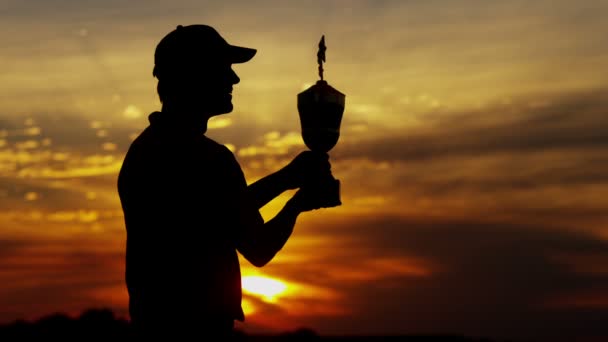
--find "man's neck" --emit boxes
[161,102,210,134]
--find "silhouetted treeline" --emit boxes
[0,308,129,341]
[0,308,501,341]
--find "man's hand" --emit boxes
[288,186,324,212]
[288,179,341,213]
[280,151,332,190]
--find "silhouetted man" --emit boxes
[117,25,334,339]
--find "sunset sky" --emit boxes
[1,1,608,341]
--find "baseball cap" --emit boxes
[153,24,256,79]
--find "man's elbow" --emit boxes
[240,248,276,268]
[249,257,270,268]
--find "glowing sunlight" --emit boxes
[241,276,287,303]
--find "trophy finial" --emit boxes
[317,35,326,81]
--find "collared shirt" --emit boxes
[118,111,261,326]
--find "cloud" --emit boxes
[0,236,126,323]
[260,214,608,340]
[238,131,304,157]
[0,114,136,195]
[1,113,138,154]
[335,89,608,163]
[321,88,608,224]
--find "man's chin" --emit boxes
[209,103,233,116]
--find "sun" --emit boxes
[241,275,287,303]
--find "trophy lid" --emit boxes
[298,36,345,107]
[298,80,345,107]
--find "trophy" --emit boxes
[297,35,345,207]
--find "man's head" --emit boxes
[153,25,256,117]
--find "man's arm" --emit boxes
[247,170,291,210]
[236,187,323,268]
[236,196,300,267]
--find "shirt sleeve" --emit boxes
[222,148,265,239]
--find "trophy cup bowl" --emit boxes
[298,80,345,152]
[297,80,345,207]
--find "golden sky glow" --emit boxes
[1,1,608,341]
[242,276,287,303]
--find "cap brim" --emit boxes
[228,45,257,64]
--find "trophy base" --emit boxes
[308,177,341,208]
[325,178,341,207]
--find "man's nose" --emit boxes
[230,68,240,85]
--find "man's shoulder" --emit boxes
[201,137,244,176]
[200,136,235,157]
[123,127,155,157]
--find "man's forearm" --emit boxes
[247,169,291,210]
[239,198,302,267]
[263,198,301,253]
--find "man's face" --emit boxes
[176,60,241,117]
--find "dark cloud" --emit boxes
[279,215,608,340]
[335,89,608,162]
[397,162,608,198]
[325,88,608,208]
[0,237,125,322]
[0,239,29,259]
[30,114,136,153]
[0,113,139,158]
